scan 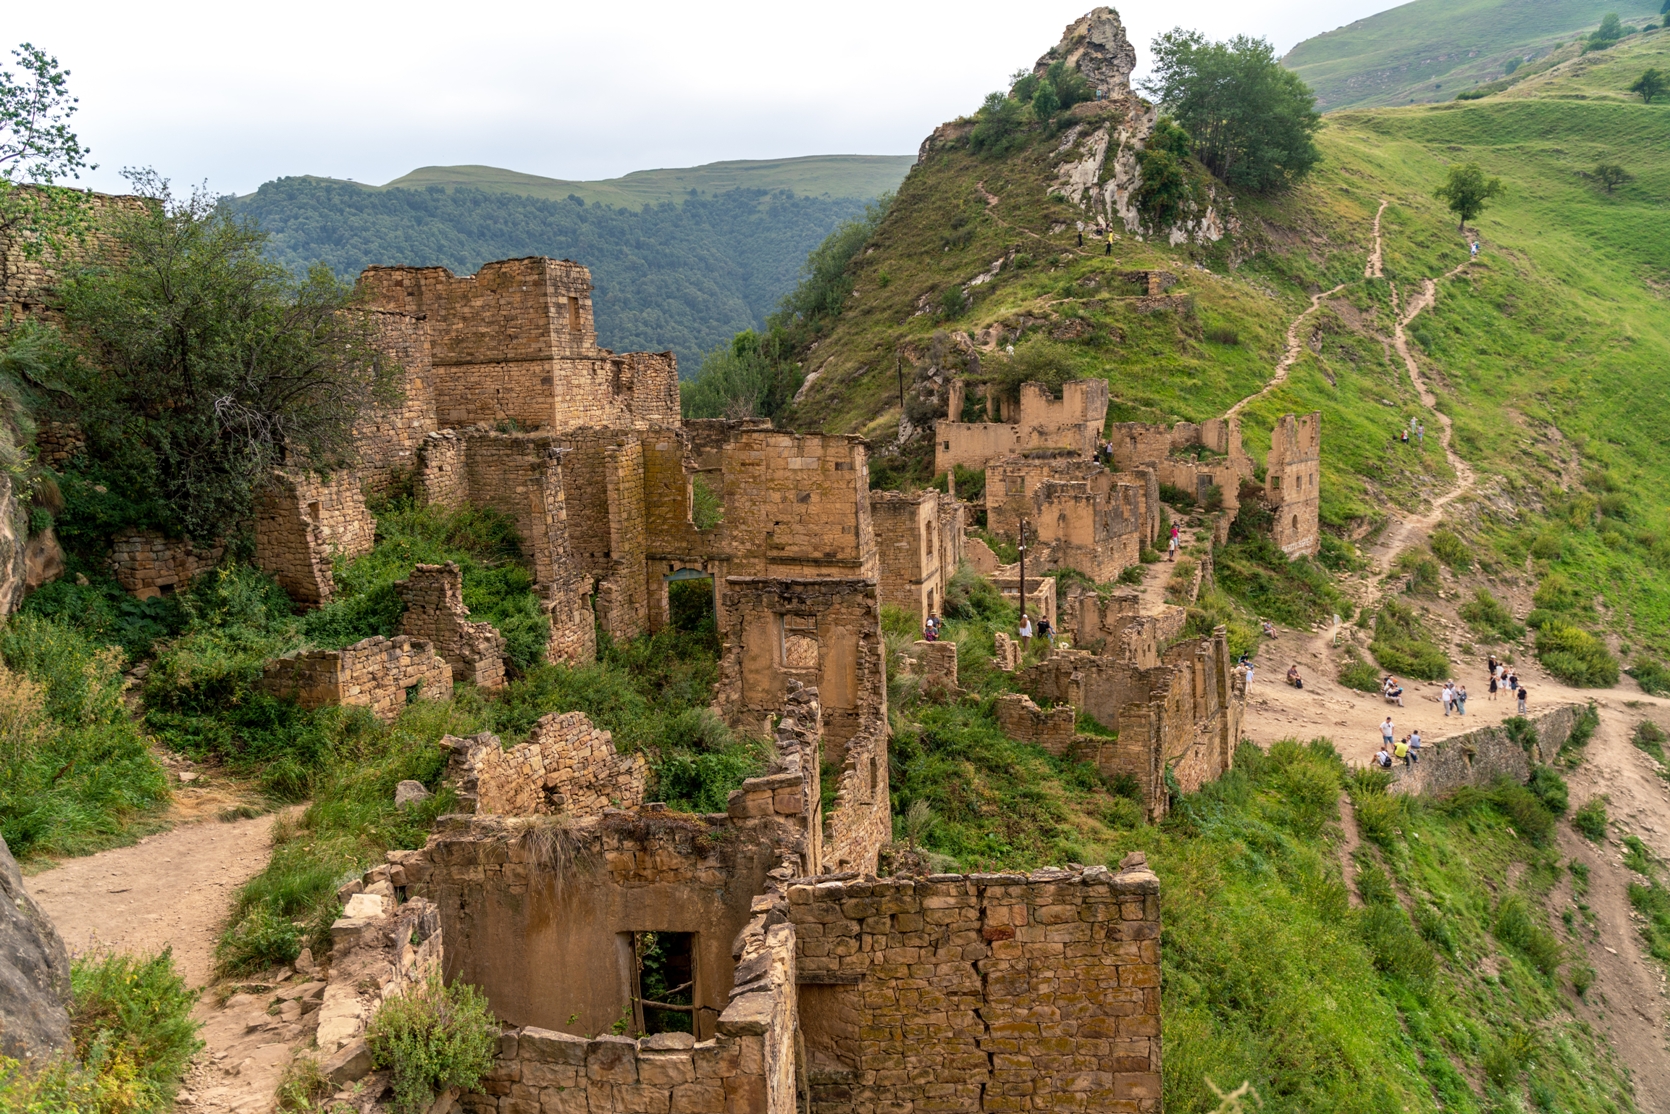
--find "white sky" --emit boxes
[12,0,1398,197]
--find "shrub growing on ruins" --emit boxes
[1527,766,1569,815]
[52,172,402,544]
[365,974,498,1114]
[0,44,94,297]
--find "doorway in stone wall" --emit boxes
[630,931,696,1035]
[665,568,717,637]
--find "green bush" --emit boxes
[1627,657,1670,695]
[1368,602,1450,680]
[0,614,168,858]
[1394,549,1441,594]
[1459,588,1524,642]
[1527,767,1569,815]
[365,974,499,1114]
[1214,535,1348,628]
[1493,896,1564,977]
[68,949,203,1113]
[1534,619,1619,687]
[1337,647,1382,693]
[1489,782,1557,845]
[1356,903,1436,987]
[1572,797,1608,841]
[1429,529,1471,571]
[216,904,304,976]
[1632,719,1667,765]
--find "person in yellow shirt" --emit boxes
[1394,736,1411,767]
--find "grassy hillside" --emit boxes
[230,180,879,372]
[1283,0,1662,109]
[370,155,915,209]
[788,31,1670,666]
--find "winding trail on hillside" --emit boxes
[1364,200,1388,279]
[1227,282,1348,418]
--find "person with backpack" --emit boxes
[1037,615,1055,650]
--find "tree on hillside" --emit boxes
[1585,13,1624,50]
[1592,163,1634,192]
[1142,30,1321,194]
[1134,117,1195,229]
[1630,68,1666,103]
[55,172,399,542]
[1433,163,1504,229]
[0,44,93,295]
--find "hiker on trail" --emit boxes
[1441,682,1454,716]
[1287,664,1303,690]
[1037,615,1055,650]
[1488,653,1499,676]
[1471,241,1479,259]
[1488,670,1499,701]
[1239,653,1255,686]
[1018,613,1033,652]
[1401,429,1410,445]
[1456,684,1468,715]
[1077,229,1084,247]
[1105,233,1114,256]
[1168,531,1179,561]
[1382,716,1396,750]
[1417,422,1425,445]
[1409,728,1423,764]
[1517,686,1528,714]
[924,615,940,642]
[1395,735,1411,767]
[1508,669,1519,695]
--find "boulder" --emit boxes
[394,780,432,808]
[322,1037,374,1085]
[22,529,64,595]
[0,834,73,1064]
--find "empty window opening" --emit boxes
[1004,476,1025,496]
[1292,515,1300,531]
[1271,475,1280,490]
[926,588,934,615]
[666,574,716,635]
[307,500,323,523]
[925,525,934,558]
[632,931,695,1035]
[567,296,581,332]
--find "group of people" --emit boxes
[1440,681,1469,716]
[1372,718,1423,769]
[922,615,942,642]
[1382,676,1405,706]
[1017,613,1055,651]
[1487,655,1528,713]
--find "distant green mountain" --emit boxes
[1284,0,1662,110]
[229,159,910,372]
[291,155,916,210]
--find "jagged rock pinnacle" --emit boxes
[1034,7,1138,101]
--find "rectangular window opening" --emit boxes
[567,296,581,332]
[632,931,695,1035]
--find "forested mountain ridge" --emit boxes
[1283,0,1662,109]
[228,172,901,372]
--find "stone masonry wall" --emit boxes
[395,562,506,688]
[560,429,649,640]
[934,379,1110,475]
[259,635,453,721]
[870,491,946,620]
[443,712,647,819]
[1266,411,1321,558]
[994,693,1077,754]
[1389,704,1583,797]
[109,532,224,599]
[788,860,1162,1114]
[353,310,440,495]
[254,470,376,607]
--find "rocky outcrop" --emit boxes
[0,834,73,1065]
[1034,6,1139,98]
[0,472,30,615]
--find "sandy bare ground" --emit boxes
[26,781,311,1114]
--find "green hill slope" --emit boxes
[371,155,915,208]
[788,31,1670,658]
[1283,0,1662,109]
[229,179,887,372]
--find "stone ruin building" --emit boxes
[934,379,1110,475]
[313,677,1164,1114]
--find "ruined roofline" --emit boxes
[723,575,878,588]
[358,255,591,280]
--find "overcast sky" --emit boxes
[12,0,1398,197]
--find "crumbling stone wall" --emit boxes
[259,635,453,721]
[726,682,826,874]
[934,379,1109,474]
[353,310,440,496]
[1020,628,1242,819]
[407,812,797,1041]
[443,712,646,818]
[395,562,506,688]
[1109,417,1252,534]
[1266,411,1321,558]
[789,861,1162,1114]
[558,429,649,641]
[358,259,679,434]
[995,693,1077,752]
[34,421,83,469]
[718,577,887,752]
[416,429,468,510]
[109,532,224,599]
[986,455,1152,581]
[870,490,951,620]
[1389,704,1583,796]
[991,569,1057,630]
[1060,587,1185,666]
[254,470,375,607]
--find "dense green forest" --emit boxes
[227,179,877,371]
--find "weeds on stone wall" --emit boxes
[364,973,498,1114]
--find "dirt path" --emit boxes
[1364,200,1388,280]
[1227,282,1349,418]
[28,807,308,1113]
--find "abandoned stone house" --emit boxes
[1264,412,1321,558]
[934,379,1110,475]
[868,489,966,619]
[322,675,1162,1114]
[985,453,1159,583]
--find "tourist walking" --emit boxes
[1456,684,1468,715]
[1037,616,1055,650]
[1168,528,1179,562]
[1517,685,1528,714]
[1018,613,1033,653]
[1441,682,1454,716]
[1409,728,1422,765]
[1488,671,1498,702]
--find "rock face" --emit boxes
[1035,6,1139,99]
[0,470,30,616]
[0,834,73,1064]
